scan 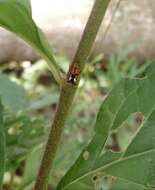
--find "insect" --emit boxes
[67,64,80,84]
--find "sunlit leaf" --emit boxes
[0,0,62,83]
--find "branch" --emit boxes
[34,0,111,190]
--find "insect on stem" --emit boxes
[67,64,81,85]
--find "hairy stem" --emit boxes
[34,0,111,190]
[34,84,77,190]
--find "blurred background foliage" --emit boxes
[0,46,149,190]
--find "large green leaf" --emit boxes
[0,101,5,190]
[57,62,155,190]
[0,0,62,83]
[0,74,28,112]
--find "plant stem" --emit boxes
[71,0,110,71]
[34,84,77,190]
[34,0,111,190]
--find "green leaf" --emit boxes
[0,74,28,112]
[109,178,149,190]
[0,0,62,84]
[57,62,155,190]
[0,101,5,190]
[103,110,155,187]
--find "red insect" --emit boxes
[68,64,80,84]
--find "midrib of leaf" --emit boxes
[62,148,155,190]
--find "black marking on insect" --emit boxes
[67,64,80,85]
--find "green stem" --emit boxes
[34,84,77,190]
[71,0,110,71]
[34,1,111,190]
